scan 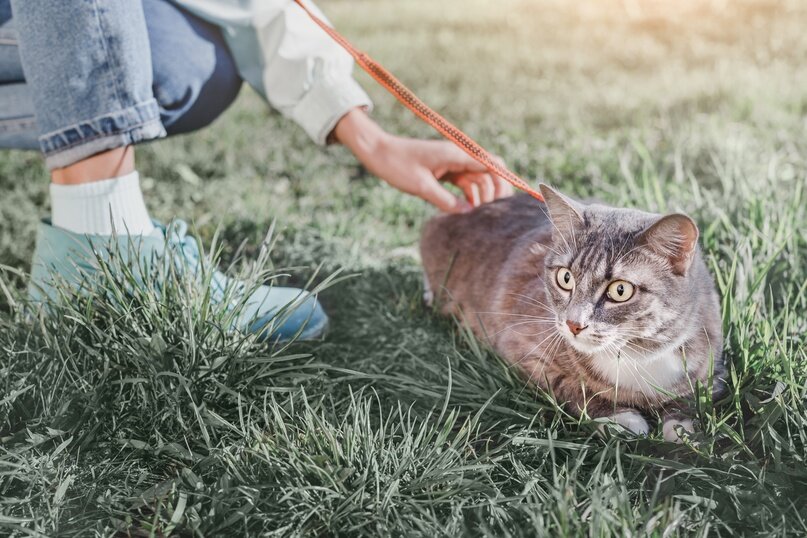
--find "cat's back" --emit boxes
[420,194,551,315]
[423,193,546,239]
[421,194,549,258]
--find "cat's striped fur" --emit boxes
[420,185,724,439]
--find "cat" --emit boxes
[420,184,724,440]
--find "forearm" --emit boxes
[332,108,391,171]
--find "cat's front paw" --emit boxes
[607,410,650,435]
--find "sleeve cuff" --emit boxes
[290,75,374,146]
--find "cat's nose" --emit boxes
[566,320,588,336]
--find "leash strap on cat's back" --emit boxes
[292,0,544,202]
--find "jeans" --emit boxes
[0,0,243,170]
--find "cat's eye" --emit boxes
[607,280,635,303]
[556,268,575,291]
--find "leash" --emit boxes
[292,0,544,202]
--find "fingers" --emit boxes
[432,143,515,204]
[418,140,517,209]
[455,177,481,207]
[476,174,496,203]
[421,169,511,213]
[417,175,470,214]
[455,173,495,205]
[493,174,515,198]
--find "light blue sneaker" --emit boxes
[28,219,328,342]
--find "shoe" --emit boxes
[27,219,328,342]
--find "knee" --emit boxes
[155,43,243,135]
[146,0,242,135]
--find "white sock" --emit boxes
[50,171,155,235]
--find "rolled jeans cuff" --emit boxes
[40,99,166,170]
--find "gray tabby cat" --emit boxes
[420,184,724,440]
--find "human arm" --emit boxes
[172,0,512,211]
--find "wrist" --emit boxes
[333,107,389,159]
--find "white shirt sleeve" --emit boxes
[171,0,373,145]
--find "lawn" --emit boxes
[1,0,807,535]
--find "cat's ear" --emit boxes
[638,214,699,275]
[539,184,584,243]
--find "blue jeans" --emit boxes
[0,0,243,169]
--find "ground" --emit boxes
[1,0,806,535]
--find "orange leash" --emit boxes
[293,0,544,202]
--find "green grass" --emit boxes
[2,0,807,535]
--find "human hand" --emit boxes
[334,108,513,213]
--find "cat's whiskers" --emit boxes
[509,328,563,370]
[507,292,554,310]
[614,342,677,412]
[596,342,634,406]
[614,346,676,414]
[496,321,556,338]
[519,331,566,398]
[474,310,556,321]
[473,310,556,338]
[514,333,568,403]
[497,319,555,329]
[614,322,666,332]
[614,332,670,352]
[600,343,624,399]
[543,244,564,257]
[602,341,658,410]
[619,338,664,356]
[535,239,564,258]
[515,336,562,398]
[601,342,638,389]
[619,341,683,404]
[613,338,666,354]
[611,326,670,343]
